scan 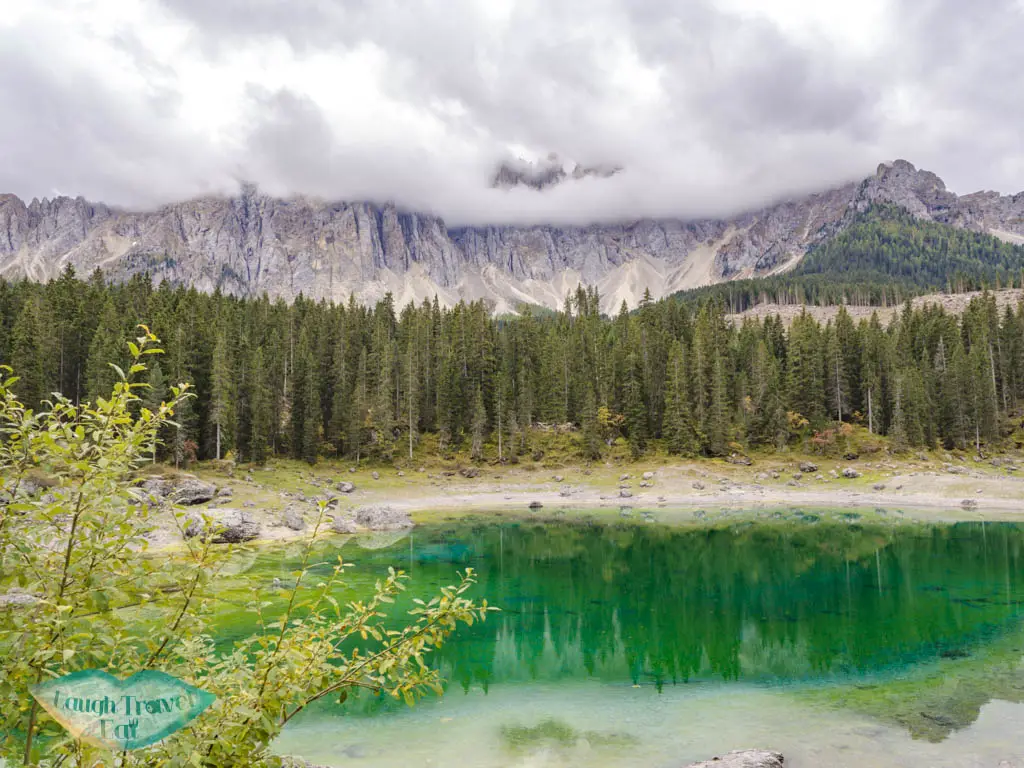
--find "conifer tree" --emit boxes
[624,350,647,458]
[664,340,696,455]
[348,348,369,463]
[209,328,234,460]
[85,299,124,402]
[580,386,602,460]
[328,336,350,456]
[143,360,168,463]
[470,384,487,460]
[249,347,272,464]
[8,295,48,409]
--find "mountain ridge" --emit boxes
[1,160,1022,315]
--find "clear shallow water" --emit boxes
[216,515,1024,766]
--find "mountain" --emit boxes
[490,154,623,190]
[1,160,1022,315]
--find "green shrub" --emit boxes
[0,329,489,766]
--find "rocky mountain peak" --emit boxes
[1,161,1022,314]
[491,154,622,191]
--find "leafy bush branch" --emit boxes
[0,328,490,766]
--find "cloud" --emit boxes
[0,0,1021,225]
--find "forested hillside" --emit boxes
[1,267,1022,463]
[675,205,1024,312]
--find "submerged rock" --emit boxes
[684,749,784,767]
[353,505,413,530]
[331,515,358,534]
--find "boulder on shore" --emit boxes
[336,481,356,494]
[798,461,818,473]
[353,505,413,531]
[185,509,260,543]
[842,467,861,479]
[171,477,217,505]
[281,505,306,531]
[684,749,784,768]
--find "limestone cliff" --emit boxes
[1,161,1021,314]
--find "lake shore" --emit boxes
[163,452,1024,547]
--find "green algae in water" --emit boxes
[208,516,1024,764]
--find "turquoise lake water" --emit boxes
[218,515,1024,767]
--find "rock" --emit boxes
[331,516,358,534]
[692,481,705,490]
[619,489,633,498]
[216,486,233,498]
[799,461,818,473]
[842,468,860,479]
[619,474,630,481]
[397,471,405,477]
[683,749,784,768]
[185,509,260,544]
[459,467,480,478]
[792,474,803,482]
[787,480,799,487]
[642,471,655,480]
[873,483,886,491]
[242,500,255,508]
[531,450,545,461]
[770,471,780,479]
[171,477,217,505]
[559,487,572,497]
[139,477,173,498]
[0,589,38,607]
[348,467,356,473]
[281,505,306,531]
[961,498,979,509]
[371,471,380,480]
[7,160,1024,316]
[353,505,413,531]
[528,500,543,509]
[639,481,649,488]
[336,481,356,493]
[727,453,752,466]
[843,452,859,461]
[553,475,564,482]
[417,467,425,472]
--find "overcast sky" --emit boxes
[0,0,1021,225]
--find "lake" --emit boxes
[216,512,1024,767]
